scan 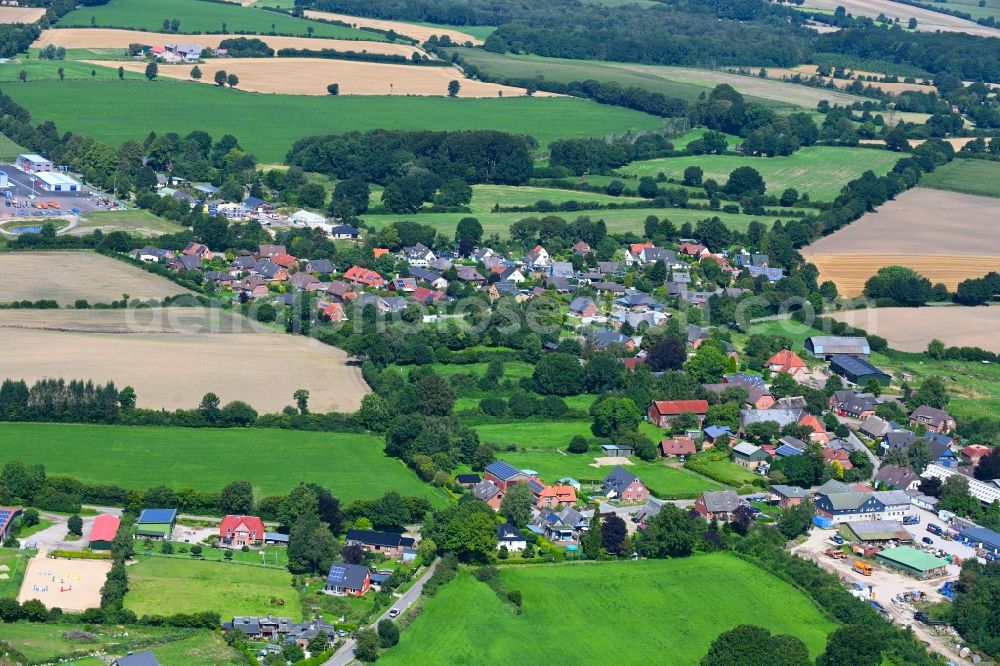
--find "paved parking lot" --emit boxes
[902,505,981,563]
[0,164,109,219]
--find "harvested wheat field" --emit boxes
[0,6,45,23]
[803,0,1000,36]
[102,58,545,96]
[0,251,192,304]
[804,188,1000,296]
[2,325,370,412]
[762,67,934,94]
[860,137,980,150]
[305,10,483,45]
[33,28,418,56]
[830,306,1000,353]
[0,307,264,334]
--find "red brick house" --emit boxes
[219,515,266,548]
[602,466,649,502]
[909,405,956,434]
[766,349,808,377]
[345,529,416,560]
[798,414,829,444]
[678,242,708,258]
[320,302,347,322]
[271,253,299,270]
[694,490,740,521]
[324,562,370,597]
[343,266,386,288]
[660,436,697,457]
[647,400,709,428]
[182,242,211,258]
[484,461,533,492]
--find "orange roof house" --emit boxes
[373,248,389,258]
[536,485,577,508]
[767,350,808,376]
[798,414,829,444]
[660,436,697,457]
[320,302,347,322]
[343,265,386,287]
[271,253,299,269]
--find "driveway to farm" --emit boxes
[25,512,109,552]
[324,560,439,666]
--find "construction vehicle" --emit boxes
[825,548,847,559]
[853,560,873,576]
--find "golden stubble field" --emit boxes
[804,188,1000,296]
[33,28,423,56]
[102,57,547,97]
[802,0,1000,36]
[763,66,936,94]
[0,6,45,23]
[829,306,1000,353]
[304,9,484,45]
[0,251,192,304]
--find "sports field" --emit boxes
[304,9,483,45]
[919,159,1000,198]
[618,146,903,201]
[448,48,868,109]
[33,28,418,56]
[125,557,302,620]
[0,422,445,504]
[804,188,1000,295]
[0,251,191,304]
[17,555,110,612]
[104,58,540,97]
[57,0,381,40]
[3,80,664,162]
[380,556,836,664]
[74,209,187,236]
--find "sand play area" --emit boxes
[18,555,111,612]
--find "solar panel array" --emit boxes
[0,508,15,530]
[328,565,347,583]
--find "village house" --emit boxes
[536,484,578,509]
[389,277,418,292]
[909,405,956,433]
[647,400,709,428]
[219,515,266,548]
[326,280,357,302]
[410,286,445,305]
[524,244,550,268]
[343,266,386,288]
[875,465,921,491]
[472,479,504,510]
[345,529,416,561]
[731,442,769,470]
[320,302,347,322]
[329,224,360,240]
[182,242,211,259]
[324,562,371,596]
[484,461,535,491]
[602,466,649,502]
[660,436,697,458]
[766,350,808,377]
[703,425,734,448]
[404,243,436,267]
[306,259,335,275]
[498,522,527,551]
[568,296,599,318]
[769,484,811,510]
[694,490,740,521]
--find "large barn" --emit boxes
[88,514,121,550]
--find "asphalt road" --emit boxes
[323,559,439,666]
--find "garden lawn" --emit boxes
[474,420,595,450]
[0,131,25,159]
[3,79,665,163]
[919,159,1000,198]
[57,0,381,39]
[0,548,30,598]
[380,555,836,664]
[145,629,244,665]
[125,557,302,619]
[0,622,203,662]
[17,517,53,539]
[618,146,903,201]
[685,452,763,487]
[0,423,446,506]
[152,543,289,568]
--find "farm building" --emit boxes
[264,532,289,546]
[957,526,1000,556]
[841,520,913,544]
[88,514,121,550]
[828,355,891,386]
[34,172,81,192]
[805,336,870,359]
[345,529,416,561]
[0,506,22,541]
[16,153,52,173]
[324,562,371,596]
[732,442,769,470]
[135,508,177,540]
[111,651,161,666]
[874,546,949,579]
[0,171,7,187]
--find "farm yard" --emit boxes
[103,58,544,97]
[379,556,836,664]
[32,28,420,56]
[124,557,301,620]
[304,9,485,45]
[56,0,381,40]
[829,306,1000,353]
[2,80,664,162]
[617,146,903,201]
[919,159,1000,198]
[0,422,445,504]
[0,6,45,23]
[0,251,191,304]
[803,188,1000,295]
[447,48,869,108]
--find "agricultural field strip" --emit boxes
[829,306,1000,354]
[0,6,46,23]
[303,9,484,45]
[802,0,1000,36]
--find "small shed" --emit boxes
[600,444,634,458]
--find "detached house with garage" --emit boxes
[345,529,416,561]
[324,562,371,597]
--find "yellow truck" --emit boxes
[852,560,873,576]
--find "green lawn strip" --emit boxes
[298,578,376,625]
[474,420,594,450]
[618,146,903,201]
[125,556,302,620]
[3,79,664,163]
[380,555,835,664]
[918,159,1000,198]
[57,0,382,39]
[139,542,290,568]
[0,548,32,598]
[468,183,645,213]
[0,131,26,160]
[145,630,244,665]
[77,209,187,235]
[0,423,446,506]
[685,451,765,488]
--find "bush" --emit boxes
[567,435,589,454]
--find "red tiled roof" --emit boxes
[219,514,265,537]
[678,242,706,256]
[798,414,825,434]
[660,436,697,455]
[651,400,709,416]
[271,253,297,268]
[629,242,654,255]
[373,248,389,258]
[89,514,120,542]
[538,485,577,503]
[767,349,807,373]
[321,303,346,321]
[343,266,385,286]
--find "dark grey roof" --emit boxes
[701,489,740,513]
[346,530,415,549]
[473,479,501,501]
[830,354,889,379]
[569,296,595,313]
[307,259,335,274]
[875,465,919,489]
[603,465,640,495]
[498,522,523,542]
[325,562,369,590]
[112,652,160,666]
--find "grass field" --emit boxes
[618,146,903,201]
[3,79,665,162]
[447,48,868,109]
[125,557,302,620]
[0,132,26,160]
[361,204,806,238]
[380,556,836,664]
[152,543,289,568]
[919,159,1000,198]
[74,209,187,236]
[468,184,645,213]
[0,423,446,505]
[0,548,30,598]
[58,0,381,40]
[0,250,190,304]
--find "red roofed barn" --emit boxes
[647,400,709,428]
[89,514,121,551]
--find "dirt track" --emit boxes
[33,28,420,56]
[830,306,1000,353]
[804,188,1000,296]
[0,7,45,23]
[100,58,547,97]
[803,0,1000,36]
[304,10,484,45]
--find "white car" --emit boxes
[388,609,400,619]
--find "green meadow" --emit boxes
[380,556,836,664]
[58,0,381,40]
[76,209,187,235]
[125,557,302,620]
[0,548,30,599]
[919,159,1000,198]
[468,184,645,213]
[618,146,904,201]
[0,423,446,505]
[2,78,666,162]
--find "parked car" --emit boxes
[926,523,942,536]
[922,536,934,545]
[388,609,400,619]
